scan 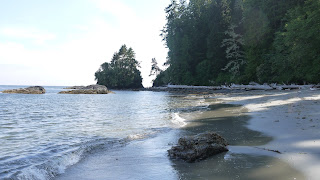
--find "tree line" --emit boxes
[154,0,320,86]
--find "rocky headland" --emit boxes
[2,86,46,94]
[59,85,110,94]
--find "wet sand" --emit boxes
[57,95,306,179]
[174,102,305,179]
[218,89,320,180]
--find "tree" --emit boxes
[149,58,162,76]
[156,0,319,86]
[271,0,320,84]
[221,23,245,78]
[159,0,233,85]
[95,45,143,89]
[242,0,306,83]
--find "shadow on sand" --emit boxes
[171,103,306,180]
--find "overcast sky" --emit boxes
[0,0,170,87]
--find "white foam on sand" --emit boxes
[171,112,187,127]
[217,89,320,180]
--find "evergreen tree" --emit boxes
[221,23,245,78]
[95,45,143,89]
[155,0,319,86]
[271,0,320,83]
[149,58,162,76]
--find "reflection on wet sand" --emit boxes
[174,102,305,179]
[172,153,305,180]
[179,103,272,146]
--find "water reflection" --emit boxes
[172,153,305,180]
[173,101,305,179]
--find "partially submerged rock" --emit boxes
[63,86,85,89]
[59,84,109,94]
[168,132,228,162]
[2,86,46,94]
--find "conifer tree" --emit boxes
[95,45,143,89]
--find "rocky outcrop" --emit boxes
[59,85,109,94]
[63,86,85,89]
[168,132,228,162]
[2,86,46,94]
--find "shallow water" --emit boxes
[179,103,272,146]
[58,96,305,180]
[0,86,197,179]
[0,86,305,179]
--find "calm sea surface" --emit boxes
[0,85,206,179]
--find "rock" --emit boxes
[59,84,109,94]
[168,132,228,162]
[63,86,85,89]
[2,86,46,94]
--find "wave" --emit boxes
[171,113,187,127]
[4,138,125,180]
[3,127,173,180]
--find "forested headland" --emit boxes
[154,0,320,86]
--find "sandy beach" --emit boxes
[218,89,320,180]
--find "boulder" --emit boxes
[63,86,85,89]
[2,86,46,94]
[59,85,109,94]
[168,132,228,162]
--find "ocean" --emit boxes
[0,85,305,180]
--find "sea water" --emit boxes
[0,86,305,180]
[0,86,199,179]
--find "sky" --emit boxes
[0,0,170,87]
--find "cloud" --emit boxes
[0,0,169,87]
[0,27,56,45]
[93,0,136,19]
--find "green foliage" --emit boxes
[155,0,320,86]
[242,0,308,84]
[159,0,234,86]
[271,0,320,84]
[221,23,245,78]
[153,69,170,87]
[95,45,143,89]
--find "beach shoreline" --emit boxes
[56,90,311,179]
[216,89,320,179]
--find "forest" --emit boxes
[153,0,320,86]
